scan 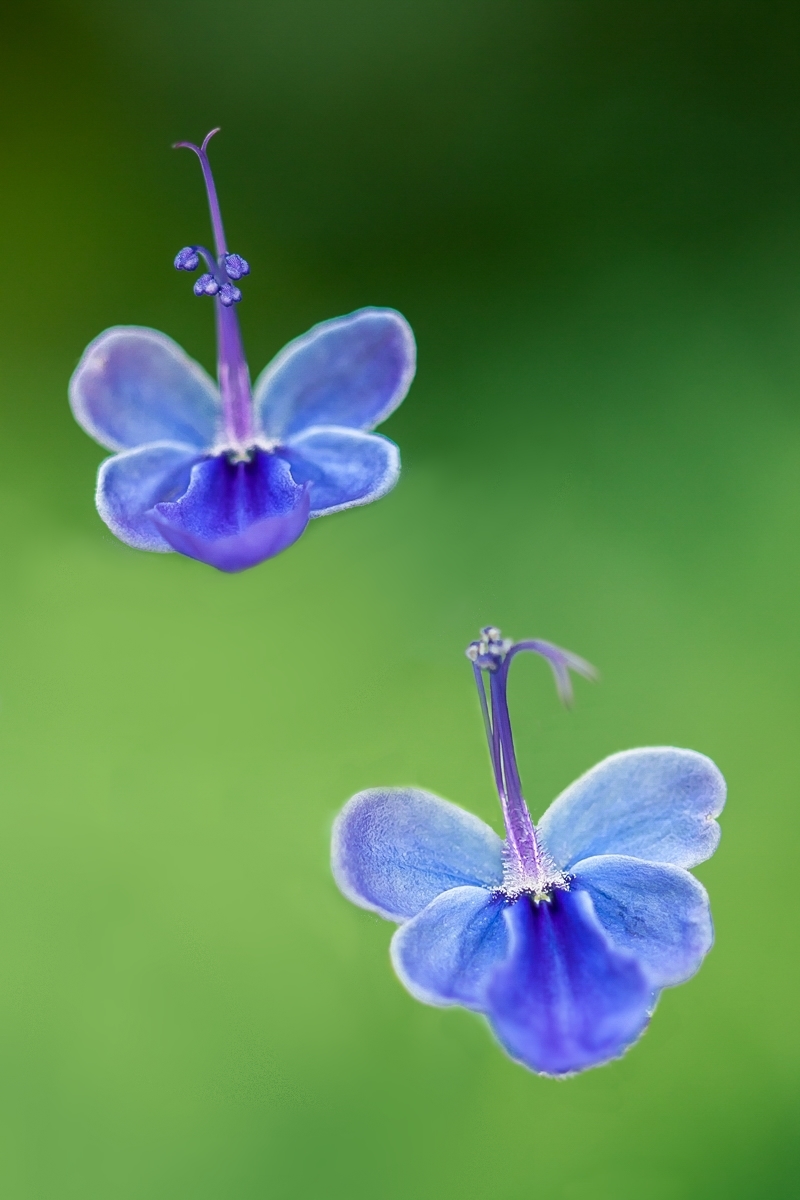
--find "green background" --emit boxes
[0,1,797,1195]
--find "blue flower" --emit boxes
[69,130,416,573]
[332,628,726,1077]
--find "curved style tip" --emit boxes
[467,627,597,708]
[173,128,221,156]
[508,637,597,708]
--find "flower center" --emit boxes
[491,878,570,905]
[467,626,595,899]
[173,128,254,453]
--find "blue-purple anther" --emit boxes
[69,129,415,572]
[332,629,726,1076]
[174,247,200,272]
[174,243,248,305]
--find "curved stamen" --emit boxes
[173,129,254,449]
[174,128,227,256]
[174,245,217,275]
[488,663,542,888]
[467,628,596,898]
[471,664,498,785]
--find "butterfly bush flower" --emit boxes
[332,628,725,1076]
[69,130,415,572]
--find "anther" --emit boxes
[219,282,242,306]
[174,247,200,272]
[465,626,513,672]
[193,273,219,296]
[224,253,249,280]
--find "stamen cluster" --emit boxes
[174,245,250,306]
[466,626,512,671]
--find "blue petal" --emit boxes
[572,855,713,989]
[391,887,508,1009]
[255,308,416,440]
[331,788,503,921]
[96,442,202,552]
[70,327,222,452]
[281,427,399,516]
[538,748,726,871]
[151,449,310,572]
[485,888,653,1077]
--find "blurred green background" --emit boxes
[0,1,797,1195]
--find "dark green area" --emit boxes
[0,1,797,1195]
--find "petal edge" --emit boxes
[572,855,713,988]
[70,326,221,451]
[255,308,416,440]
[281,427,400,516]
[331,788,503,922]
[390,886,509,1009]
[538,747,726,870]
[96,441,202,552]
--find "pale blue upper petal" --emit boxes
[281,427,399,516]
[538,747,726,871]
[70,326,222,452]
[96,441,201,552]
[572,855,713,988]
[331,788,503,922]
[390,886,509,1009]
[485,888,653,1077]
[255,308,416,440]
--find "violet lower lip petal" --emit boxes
[69,129,416,572]
[331,627,725,1077]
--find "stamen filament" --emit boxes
[174,129,255,449]
[216,305,254,446]
[192,246,219,275]
[471,664,497,781]
[488,662,543,888]
[467,628,595,898]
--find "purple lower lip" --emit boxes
[151,448,310,572]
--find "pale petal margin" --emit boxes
[331,788,503,922]
[538,747,726,871]
[70,327,221,452]
[255,308,416,441]
[96,442,202,552]
[572,855,713,988]
[390,886,509,1008]
[485,888,653,1077]
[281,427,400,516]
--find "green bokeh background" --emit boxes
[0,1,798,1195]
